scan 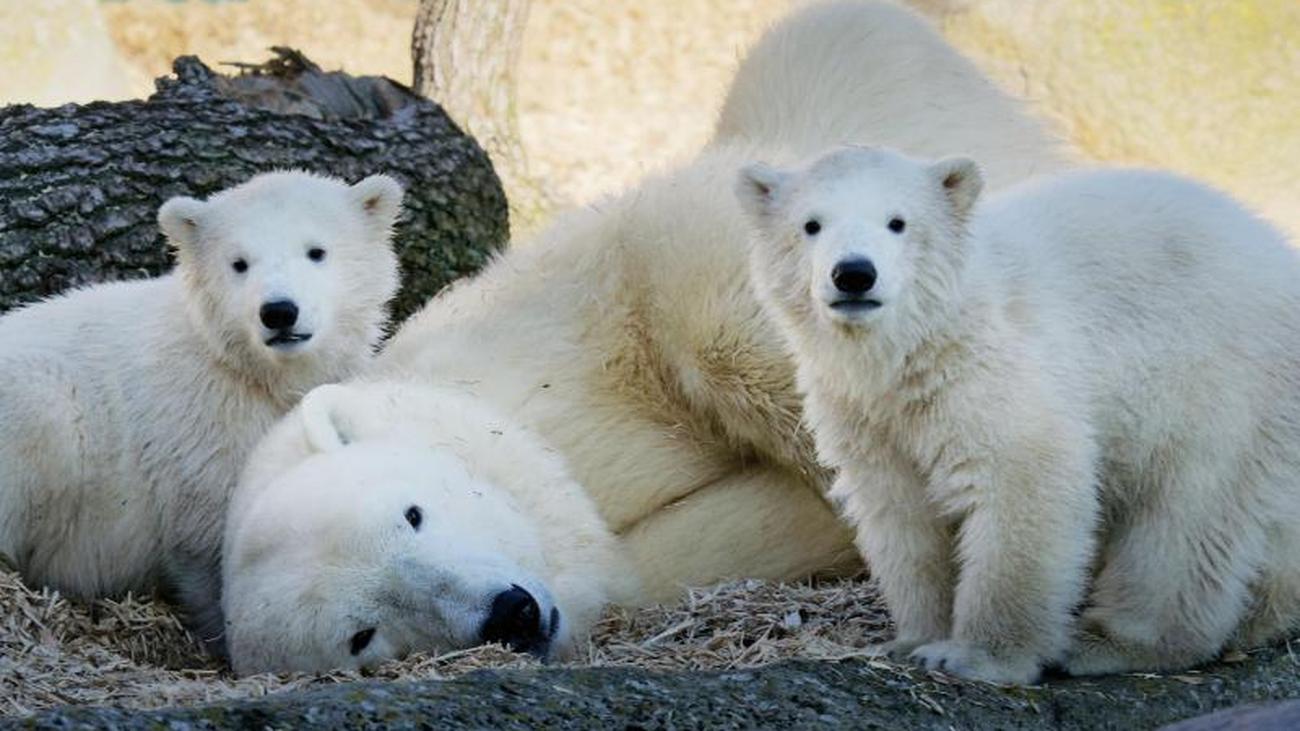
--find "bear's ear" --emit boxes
[351,174,405,229]
[300,384,354,454]
[735,162,790,225]
[928,156,983,218]
[157,196,207,250]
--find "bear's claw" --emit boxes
[865,636,931,661]
[909,640,1042,685]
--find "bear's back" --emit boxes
[972,168,1300,460]
[977,169,1298,343]
[0,275,182,376]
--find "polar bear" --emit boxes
[712,0,1068,186]
[0,170,402,648]
[222,0,1070,673]
[222,381,635,674]
[737,145,1300,684]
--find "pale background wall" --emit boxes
[2,0,1295,237]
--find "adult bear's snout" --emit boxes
[480,584,552,657]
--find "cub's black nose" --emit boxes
[480,585,546,654]
[260,300,299,330]
[831,258,878,295]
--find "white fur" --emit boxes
[713,0,1070,189]
[0,171,401,645]
[740,145,1300,684]
[224,0,1068,673]
[223,381,635,674]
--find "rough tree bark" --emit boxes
[0,49,508,322]
[413,0,531,187]
[413,0,550,231]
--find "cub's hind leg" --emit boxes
[1065,449,1272,675]
[1233,516,1300,650]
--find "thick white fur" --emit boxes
[740,145,1300,684]
[0,171,401,643]
[713,0,1069,189]
[223,381,635,674]
[225,1,1067,672]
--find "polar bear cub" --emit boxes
[0,171,402,645]
[738,146,1300,684]
[223,381,636,675]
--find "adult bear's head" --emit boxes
[221,381,635,675]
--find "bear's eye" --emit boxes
[349,627,376,656]
[887,217,906,234]
[803,219,821,236]
[308,247,327,262]
[231,259,249,274]
[405,505,423,530]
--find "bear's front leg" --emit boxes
[910,388,1100,685]
[834,448,954,658]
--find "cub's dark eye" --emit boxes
[231,259,249,274]
[804,219,821,236]
[888,217,906,234]
[349,627,376,656]
[308,247,326,262]
[405,506,423,530]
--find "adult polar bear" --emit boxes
[380,0,1066,596]
[224,0,1069,672]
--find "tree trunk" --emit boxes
[0,50,508,323]
[413,0,550,232]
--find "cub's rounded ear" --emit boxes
[157,196,206,249]
[735,162,790,225]
[929,156,983,218]
[300,384,354,454]
[351,174,405,228]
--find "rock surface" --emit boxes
[8,649,1300,730]
[0,49,507,322]
[1161,699,1300,731]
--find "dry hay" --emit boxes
[515,0,793,206]
[1,565,890,718]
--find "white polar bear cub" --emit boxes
[0,171,402,644]
[222,381,635,675]
[738,146,1300,684]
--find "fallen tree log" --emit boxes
[0,49,507,322]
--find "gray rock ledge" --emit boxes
[8,648,1300,730]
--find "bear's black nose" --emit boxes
[480,585,547,656]
[259,300,299,330]
[831,258,877,295]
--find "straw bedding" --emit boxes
[1,565,891,717]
